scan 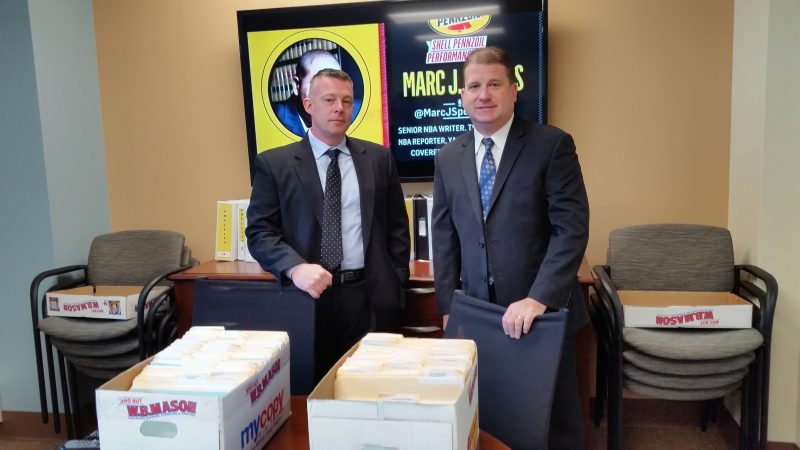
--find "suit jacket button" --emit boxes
[479,242,485,248]
[481,276,486,282]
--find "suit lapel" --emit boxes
[293,137,324,226]
[458,134,484,225]
[349,138,375,247]
[488,118,525,215]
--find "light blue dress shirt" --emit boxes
[308,131,364,271]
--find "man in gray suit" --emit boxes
[432,47,590,449]
[247,69,409,379]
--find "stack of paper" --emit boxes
[333,333,475,403]
[130,326,288,395]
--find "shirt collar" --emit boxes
[473,114,514,155]
[308,130,348,160]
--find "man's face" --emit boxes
[461,63,517,136]
[303,75,354,145]
[297,54,341,100]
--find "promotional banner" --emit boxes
[239,2,546,180]
[385,12,544,163]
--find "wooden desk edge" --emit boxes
[173,256,591,285]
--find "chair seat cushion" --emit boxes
[623,327,763,359]
[63,350,140,370]
[624,378,742,401]
[50,334,139,356]
[623,363,748,389]
[39,316,137,341]
[72,365,127,380]
[623,349,755,375]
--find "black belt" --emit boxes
[332,268,365,285]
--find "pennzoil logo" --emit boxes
[429,16,491,36]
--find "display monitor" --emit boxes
[238,0,547,182]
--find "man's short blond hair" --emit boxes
[309,68,353,91]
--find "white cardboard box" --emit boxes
[96,341,291,450]
[619,290,753,328]
[46,286,168,320]
[307,343,479,450]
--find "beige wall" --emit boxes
[729,0,800,443]
[549,1,732,263]
[94,0,732,266]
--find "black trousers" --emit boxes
[314,278,373,381]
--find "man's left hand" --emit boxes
[502,298,547,339]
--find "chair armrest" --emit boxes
[30,265,87,323]
[735,264,778,340]
[140,287,175,358]
[136,264,195,358]
[28,264,87,424]
[592,265,625,338]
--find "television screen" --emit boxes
[238,0,547,182]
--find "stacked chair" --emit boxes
[590,224,777,450]
[30,230,196,438]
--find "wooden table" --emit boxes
[264,395,509,449]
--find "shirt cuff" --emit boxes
[285,264,301,281]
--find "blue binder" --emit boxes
[191,279,317,395]
[444,291,568,450]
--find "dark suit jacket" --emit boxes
[246,135,410,328]
[432,117,590,333]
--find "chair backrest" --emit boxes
[444,291,567,450]
[87,230,185,285]
[192,279,317,395]
[607,224,734,291]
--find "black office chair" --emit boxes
[30,230,195,437]
[191,278,318,395]
[444,291,568,450]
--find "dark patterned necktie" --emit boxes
[321,148,343,271]
[479,137,496,220]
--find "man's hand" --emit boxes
[290,264,332,299]
[442,314,449,331]
[502,298,547,339]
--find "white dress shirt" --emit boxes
[473,114,515,178]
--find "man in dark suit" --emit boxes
[432,47,590,449]
[247,68,410,379]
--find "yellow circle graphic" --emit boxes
[260,29,373,141]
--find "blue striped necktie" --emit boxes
[479,137,496,220]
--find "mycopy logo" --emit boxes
[240,390,285,449]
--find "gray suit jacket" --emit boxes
[432,117,590,333]
[246,135,410,327]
